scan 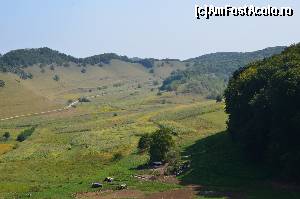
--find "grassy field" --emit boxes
[0,64,300,198]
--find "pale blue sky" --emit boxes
[0,0,299,59]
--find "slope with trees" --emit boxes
[160,46,286,98]
[224,43,300,179]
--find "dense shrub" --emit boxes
[161,47,285,96]
[149,127,175,162]
[225,43,300,179]
[53,75,60,81]
[3,132,10,140]
[78,96,90,102]
[81,68,86,73]
[16,127,35,142]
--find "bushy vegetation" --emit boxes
[2,132,10,140]
[78,96,90,102]
[16,127,35,142]
[0,48,157,79]
[160,46,285,97]
[134,58,155,68]
[0,80,5,87]
[224,43,300,179]
[137,126,175,163]
[137,133,152,152]
[53,74,60,81]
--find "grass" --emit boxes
[0,67,300,198]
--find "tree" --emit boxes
[149,127,175,162]
[224,43,300,179]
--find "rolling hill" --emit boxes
[160,46,286,98]
[0,46,286,118]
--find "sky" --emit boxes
[0,0,299,59]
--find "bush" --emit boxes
[0,80,5,87]
[53,75,60,81]
[3,132,10,140]
[16,127,35,142]
[149,127,175,162]
[78,96,90,102]
[81,68,86,73]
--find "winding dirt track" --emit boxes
[0,94,103,121]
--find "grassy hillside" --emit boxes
[0,59,168,118]
[160,46,286,98]
[1,46,300,198]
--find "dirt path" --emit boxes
[0,94,104,121]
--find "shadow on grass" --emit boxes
[179,131,300,199]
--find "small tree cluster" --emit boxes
[137,126,175,163]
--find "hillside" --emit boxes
[160,46,286,98]
[0,48,156,79]
[225,43,300,178]
[0,46,286,117]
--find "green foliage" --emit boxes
[53,74,60,81]
[16,127,35,142]
[224,43,300,179]
[137,133,152,152]
[161,47,285,97]
[149,126,175,162]
[0,80,5,87]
